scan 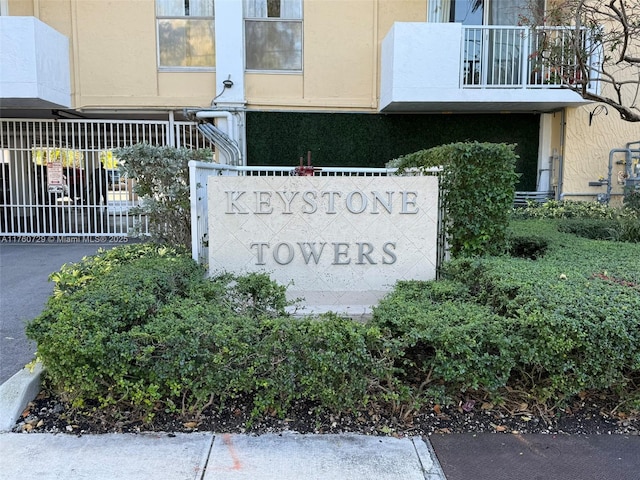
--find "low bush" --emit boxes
[512,200,640,243]
[440,221,640,405]
[623,187,640,213]
[27,225,640,425]
[556,218,621,241]
[371,282,516,395]
[27,246,212,413]
[556,217,640,243]
[512,199,619,220]
[507,234,549,259]
[27,245,384,421]
[114,144,214,248]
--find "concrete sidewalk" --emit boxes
[0,431,444,480]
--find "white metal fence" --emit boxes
[462,26,597,88]
[188,162,445,270]
[0,118,213,240]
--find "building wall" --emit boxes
[24,0,430,114]
[33,0,216,111]
[246,0,426,112]
[7,0,637,201]
[562,105,640,204]
[559,13,640,203]
[7,0,33,15]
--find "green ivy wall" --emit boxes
[246,112,540,191]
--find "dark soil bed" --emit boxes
[14,388,639,437]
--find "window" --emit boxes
[156,0,215,68]
[429,0,483,24]
[428,0,544,25]
[244,0,302,71]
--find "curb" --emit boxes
[414,436,447,480]
[0,362,42,432]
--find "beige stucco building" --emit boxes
[1,0,639,237]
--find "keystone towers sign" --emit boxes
[208,176,440,306]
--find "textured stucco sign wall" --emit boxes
[208,176,439,306]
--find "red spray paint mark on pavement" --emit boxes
[222,433,243,470]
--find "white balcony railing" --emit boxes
[379,22,594,112]
[462,26,597,89]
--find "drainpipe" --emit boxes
[556,109,566,200]
[193,110,243,166]
[195,110,235,139]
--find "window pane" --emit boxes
[245,20,302,70]
[157,0,214,17]
[244,0,301,19]
[189,0,214,17]
[158,19,215,67]
[279,0,301,19]
[157,0,185,16]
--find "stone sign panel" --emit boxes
[208,175,439,306]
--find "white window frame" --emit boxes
[156,0,216,71]
[244,0,303,73]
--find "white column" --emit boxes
[214,0,245,107]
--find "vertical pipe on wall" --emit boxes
[168,111,175,147]
[371,0,379,109]
[70,0,81,109]
[557,109,566,200]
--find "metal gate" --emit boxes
[0,118,213,241]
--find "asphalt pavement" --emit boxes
[0,242,639,480]
[0,242,111,384]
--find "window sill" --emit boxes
[158,67,216,73]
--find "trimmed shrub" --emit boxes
[114,144,214,247]
[27,247,210,412]
[440,221,640,404]
[389,142,520,257]
[371,282,516,395]
[512,199,620,220]
[623,187,640,213]
[512,200,640,243]
[249,315,385,417]
[26,224,640,423]
[26,245,383,421]
[507,234,549,259]
[556,218,621,241]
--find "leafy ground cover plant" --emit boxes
[556,217,640,243]
[512,199,640,243]
[441,221,640,405]
[512,199,619,220]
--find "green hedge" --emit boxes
[27,245,386,421]
[512,200,640,243]
[444,221,640,400]
[369,220,640,410]
[389,142,519,257]
[27,226,640,424]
